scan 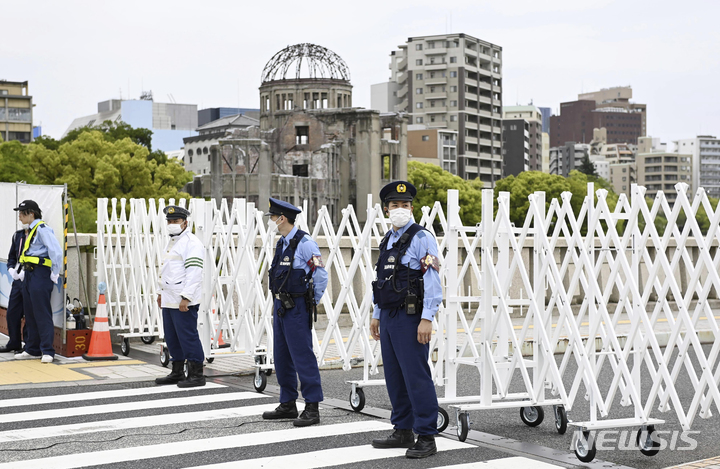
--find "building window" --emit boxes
[293,164,309,177]
[450,115,457,122]
[416,88,423,94]
[450,100,457,107]
[296,126,309,145]
[187,149,193,157]
[416,102,423,109]
[422,135,429,141]
[415,44,423,51]
[450,86,457,92]
[450,57,457,63]
[450,71,458,78]
[416,73,423,80]
[207,153,210,162]
[416,117,423,124]
[203,147,208,154]
[416,59,423,66]
[510,125,517,131]
[189,156,193,164]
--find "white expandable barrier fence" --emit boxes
[96,183,720,463]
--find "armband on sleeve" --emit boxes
[420,254,440,274]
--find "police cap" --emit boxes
[379,181,416,204]
[13,200,41,213]
[265,197,302,218]
[163,205,190,220]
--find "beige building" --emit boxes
[608,163,636,197]
[0,80,33,143]
[637,151,692,202]
[578,86,647,138]
[407,129,458,172]
[373,33,503,185]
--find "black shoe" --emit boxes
[406,434,437,459]
[372,429,415,449]
[0,345,22,353]
[155,361,185,385]
[177,361,206,388]
[293,402,320,427]
[263,401,298,420]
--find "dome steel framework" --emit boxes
[261,43,351,83]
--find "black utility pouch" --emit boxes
[405,293,418,315]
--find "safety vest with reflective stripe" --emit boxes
[19,221,53,267]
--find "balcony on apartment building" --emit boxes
[425,107,448,114]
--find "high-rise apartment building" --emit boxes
[374,33,503,185]
[0,80,33,143]
[675,135,720,199]
[503,105,543,173]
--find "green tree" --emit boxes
[0,140,38,184]
[29,131,192,232]
[578,154,597,177]
[493,171,571,227]
[408,161,483,226]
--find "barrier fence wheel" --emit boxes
[159,346,170,367]
[637,425,660,457]
[254,371,267,392]
[349,388,366,412]
[554,405,568,435]
[457,412,469,442]
[206,357,215,364]
[121,338,130,356]
[141,336,155,345]
[520,406,544,427]
[437,407,449,433]
[574,431,596,463]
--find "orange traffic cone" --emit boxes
[83,283,118,361]
[211,296,228,348]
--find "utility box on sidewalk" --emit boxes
[53,327,92,358]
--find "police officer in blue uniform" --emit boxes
[0,227,28,354]
[262,198,328,427]
[13,200,63,363]
[370,181,443,459]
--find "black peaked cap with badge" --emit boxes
[380,181,417,204]
[163,205,190,220]
[265,197,302,218]
[13,200,41,213]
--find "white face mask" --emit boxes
[21,223,30,230]
[388,208,414,228]
[267,218,278,234]
[167,224,183,236]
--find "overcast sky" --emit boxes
[4,0,719,145]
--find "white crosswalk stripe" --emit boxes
[192,439,474,469]
[0,384,567,469]
[0,382,226,408]
[0,391,265,423]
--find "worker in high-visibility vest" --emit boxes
[12,200,63,363]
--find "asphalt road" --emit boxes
[0,342,716,469]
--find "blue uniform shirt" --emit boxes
[279,225,328,304]
[24,219,63,277]
[373,222,443,322]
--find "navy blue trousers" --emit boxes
[273,299,323,403]
[4,281,27,349]
[380,307,438,435]
[21,266,56,357]
[162,305,204,363]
